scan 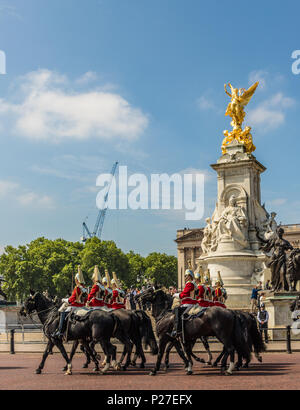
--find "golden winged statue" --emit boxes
[222,81,259,154]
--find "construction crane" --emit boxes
[81,161,119,243]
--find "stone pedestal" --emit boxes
[198,141,269,309]
[265,292,300,340]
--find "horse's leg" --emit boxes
[117,335,133,371]
[55,341,72,375]
[131,348,138,367]
[212,346,225,367]
[220,349,229,375]
[62,340,78,372]
[164,341,173,369]
[99,339,111,374]
[149,336,168,376]
[83,341,100,372]
[35,340,54,374]
[201,337,212,365]
[119,345,126,366]
[172,339,189,369]
[183,342,194,375]
[226,348,235,375]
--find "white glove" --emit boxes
[173,293,180,299]
[62,298,69,303]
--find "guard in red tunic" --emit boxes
[86,265,105,308]
[213,280,227,308]
[195,272,210,307]
[102,276,113,308]
[171,269,197,337]
[53,266,87,339]
[111,272,125,310]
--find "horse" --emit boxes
[212,311,265,369]
[138,287,250,376]
[20,291,131,375]
[82,310,158,370]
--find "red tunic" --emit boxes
[68,286,85,307]
[197,284,206,300]
[179,281,197,306]
[111,289,125,310]
[104,289,112,308]
[87,283,105,307]
[213,287,222,302]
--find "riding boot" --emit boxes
[170,307,182,338]
[52,311,67,339]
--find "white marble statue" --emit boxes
[214,195,248,249]
[201,217,212,254]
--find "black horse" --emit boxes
[83,310,158,370]
[20,291,131,374]
[212,311,265,369]
[138,287,250,376]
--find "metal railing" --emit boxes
[0,324,296,356]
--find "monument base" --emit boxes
[265,292,300,340]
[199,250,265,309]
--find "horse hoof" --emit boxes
[149,371,156,376]
[221,367,226,375]
[186,370,193,375]
[93,367,99,372]
[212,362,218,368]
[139,363,145,369]
[225,371,232,376]
[82,364,88,369]
[206,361,212,366]
[65,371,72,376]
[121,366,127,372]
[35,369,41,374]
[130,361,136,367]
[62,366,67,372]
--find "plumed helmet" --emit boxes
[194,272,201,279]
[92,265,102,283]
[112,271,119,287]
[185,269,194,279]
[102,277,108,285]
[75,265,85,284]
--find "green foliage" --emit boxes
[0,237,177,302]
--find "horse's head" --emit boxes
[21,290,52,316]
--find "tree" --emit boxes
[144,252,177,287]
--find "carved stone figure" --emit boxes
[214,195,248,250]
[258,227,293,292]
[201,217,212,254]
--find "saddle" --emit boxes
[184,306,207,320]
[71,306,114,321]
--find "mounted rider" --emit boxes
[171,269,198,338]
[195,272,211,308]
[86,265,105,307]
[102,269,113,308]
[213,272,227,307]
[111,272,126,310]
[53,265,88,339]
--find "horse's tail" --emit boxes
[136,310,158,355]
[249,314,266,354]
[233,313,251,362]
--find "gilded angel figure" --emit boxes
[224,81,259,130]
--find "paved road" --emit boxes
[0,352,299,390]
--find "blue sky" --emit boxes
[0,0,299,256]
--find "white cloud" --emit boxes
[268,198,287,207]
[0,179,55,209]
[76,71,98,85]
[0,180,19,197]
[248,93,295,131]
[197,96,217,111]
[17,192,55,209]
[249,70,268,90]
[0,69,149,143]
